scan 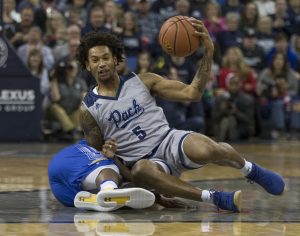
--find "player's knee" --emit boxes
[219,142,232,149]
[131,159,150,180]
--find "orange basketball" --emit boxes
[159,15,200,57]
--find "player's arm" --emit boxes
[102,139,133,181]
[140,19,214,102]
[79,105,103,151]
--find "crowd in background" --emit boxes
[2,0,300,141]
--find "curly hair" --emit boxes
[76,31,124,70]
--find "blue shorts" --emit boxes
[48,140,118,207]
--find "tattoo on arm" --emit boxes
[192,52,213,95]
[80,105,103,150]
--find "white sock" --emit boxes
[201,190,213,203]
[100,180,118,191]
[240,160,253,176]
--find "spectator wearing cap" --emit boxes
[241,28,266,74]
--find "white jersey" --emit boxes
[82,72,170,162]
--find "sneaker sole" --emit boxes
[234,190,242,213]
[74,191,122,212]
[97,188,155,209]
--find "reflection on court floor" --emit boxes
[0,141,299,235]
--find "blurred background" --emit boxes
[1,0,300,143]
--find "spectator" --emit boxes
[216,12,243,55]
[150,0,177,20]
[44,9,66,48]
[116,54,131,77]
[3,0,20,23]
[288,0,300,35]
[212,74,255,141]
[290,33,300,61]
[156,67,205,133]
[65,0,88,27]
[52,24,81,62]
[3,0,19,41]
[103,0,123,34]
[255,0,276,17]
[27,48,50,111]
[175,0,190,16]
[271,0,293,37]
[48,60,87,140]
[166,56,196,84]
[240,28,266,74]
[266,32,300,71]
[9,5,35,48]
[222,0,244,16]
[257,52,300,138]
[81,5,109,36]
[135,51,154,74]
[256,16,275,54]
[135,0,162,52]
[218,46,257,95]
[203,1,227,41]
[118,11,142,72]
[239,2,259,32]
[189,0,209,19]
[17,26,55,70]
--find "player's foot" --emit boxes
[96,188,155,209]
[211,190,241,212]
[246,162,285,195]
[74,191,122,212]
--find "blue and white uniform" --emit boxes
[48,140,119,206]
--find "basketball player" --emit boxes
[77,18,285,212]
[48,138,155,211]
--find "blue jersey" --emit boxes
[48,140,116,206]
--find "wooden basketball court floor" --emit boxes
[0,140,299,235]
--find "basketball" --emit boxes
[159,15,200,57]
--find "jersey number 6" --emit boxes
[132,126,147,140]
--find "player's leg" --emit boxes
[75,166,155,211]
[131,159,241,212]
[183,133,285,195]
